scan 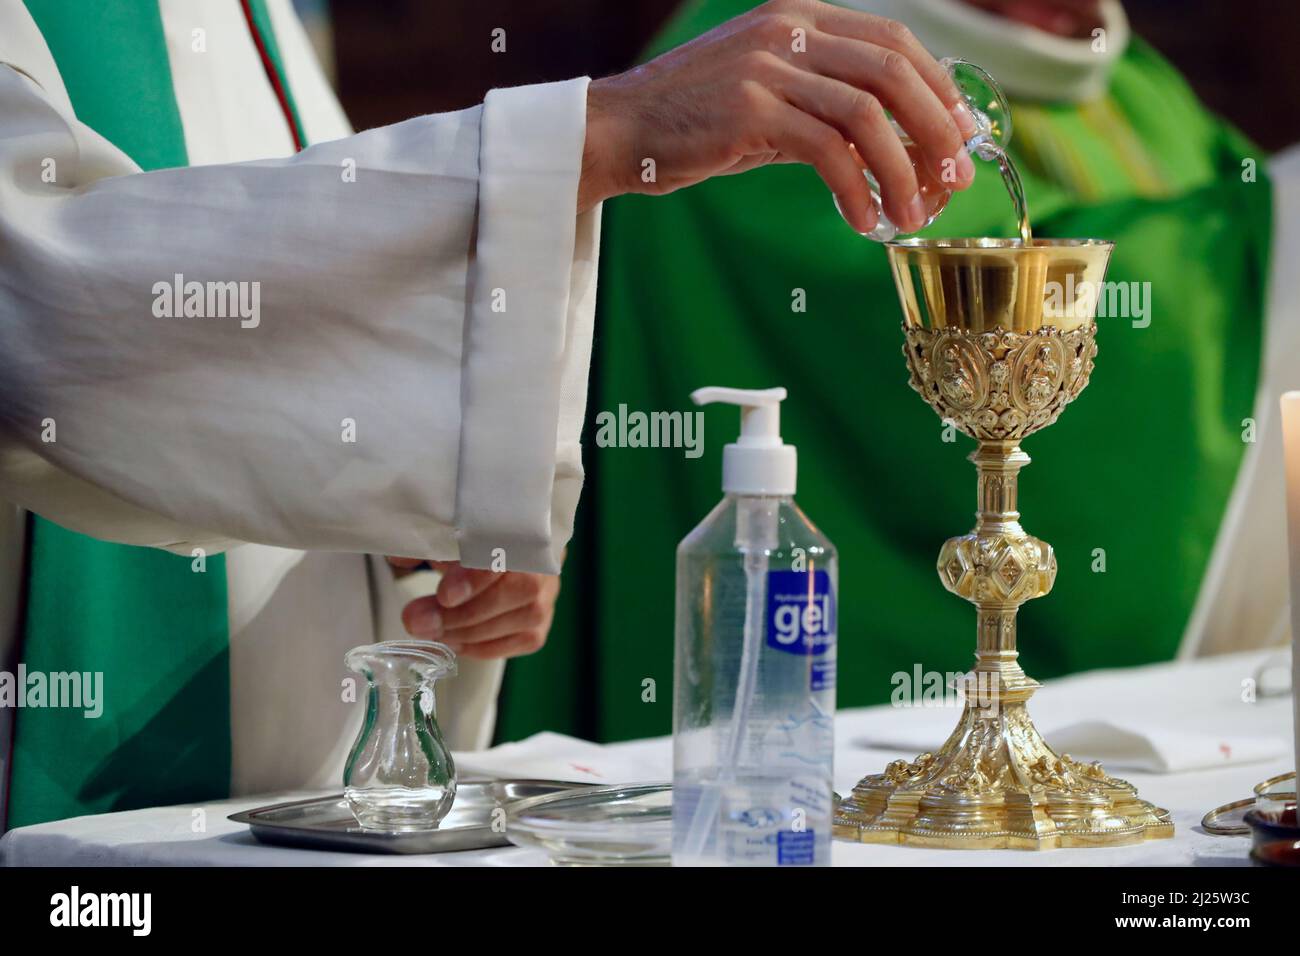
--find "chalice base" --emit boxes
[834,698,1174,850]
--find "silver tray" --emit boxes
[228,779,591,855]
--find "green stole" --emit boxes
[6,0,302,829]
[501,0,1271,743]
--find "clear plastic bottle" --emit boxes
[672,388,837,866]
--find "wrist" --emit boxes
[579,77,634,213]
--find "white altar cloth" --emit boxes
[2,651,1290,867]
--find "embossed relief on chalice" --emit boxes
[904,325,1096,443]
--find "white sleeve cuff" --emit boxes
[455,76,600,574]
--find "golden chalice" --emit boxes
[834,238,1173,849]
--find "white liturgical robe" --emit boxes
[0,0,600,806]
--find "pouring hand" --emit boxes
[578,0,978,235]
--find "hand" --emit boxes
[387,558,561,660]
[578,0,978,235]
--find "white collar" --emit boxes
[836,0,1130,103]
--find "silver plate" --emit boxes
[228,779,591,855]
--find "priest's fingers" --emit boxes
[796,31,973,188]
[760,93,878,235]
[433,564,505,609]
[443,571,557,633]
[440,603,554,659]
[401,570,558,640]
[449,630,552,662]
[774,64,923,232]
[400,567,502,636]
[807,2,977,135]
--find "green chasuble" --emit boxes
[498,0,1271,743]
[5,0,306,829]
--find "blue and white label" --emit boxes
[810,659,835,692]
[766,569,835,657]
[776,829,816,866]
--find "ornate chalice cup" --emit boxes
[834,238,1173,849]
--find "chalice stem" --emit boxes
[834,426,1171,847]
[969,440,1037,702]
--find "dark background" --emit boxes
[325,0,1300,152]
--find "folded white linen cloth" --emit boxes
[846,651,1294,773]
[454,731,671,784]
[851,717,1288,773]
[1044,720,1286,772]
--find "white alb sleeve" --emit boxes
[0,60,599,573]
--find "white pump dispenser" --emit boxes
[690,386,797,496]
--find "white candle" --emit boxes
[1281,391,1300,786]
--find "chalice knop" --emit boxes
[834,238,1173,849]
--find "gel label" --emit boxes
[766,569,835,656]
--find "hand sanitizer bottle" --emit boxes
[672,387,837,866]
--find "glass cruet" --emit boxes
[343,640,457,831]
[842,58,1013,241]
